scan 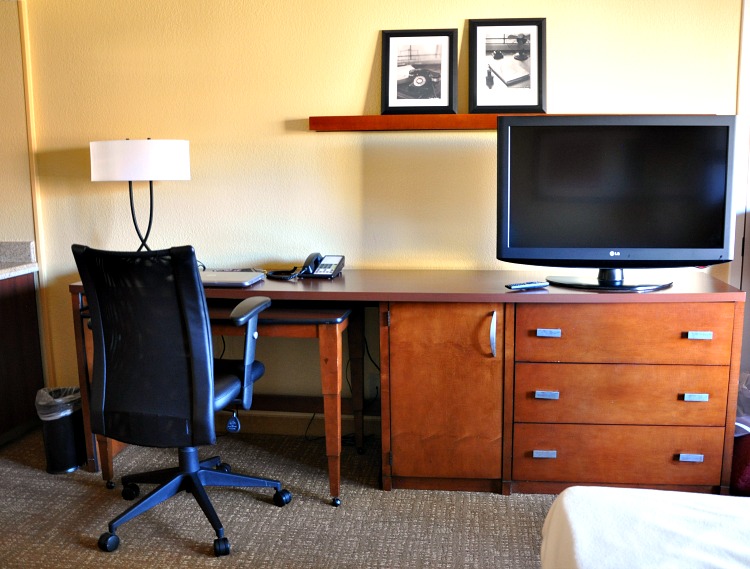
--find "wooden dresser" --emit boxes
[510,302,736,494]
[377,271,745,496]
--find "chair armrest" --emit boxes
[214,296,271,411]
[229,296,271,326]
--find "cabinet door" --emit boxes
[388,303,503,479]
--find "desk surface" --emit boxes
[70,269,744,303]
[194,270,742,304]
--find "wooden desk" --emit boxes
[71,269,746,497]
[212,304,351,506]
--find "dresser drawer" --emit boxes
[513,424,724,486]
[514,363,729,425]
[515,303,735,365]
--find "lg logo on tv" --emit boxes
[609,251,621,257]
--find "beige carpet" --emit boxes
[0,429,554,568]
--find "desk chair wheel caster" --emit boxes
[98,531,120,552]
[273,489,293,507]
[331,497,341,507]
[216,462,231,473]
[122,483,140,501]
[214,536,230,557]
[106,480,115,490]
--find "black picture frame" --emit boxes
[381,29,458,115]
[469,18,546,113]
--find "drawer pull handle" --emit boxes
[534,390,560,400]
[490,311,497,358]
[678,453,704,463]
[686,331,713,340]
[532,449,557,459]
[536,328,562,338]
[683,393,709,402]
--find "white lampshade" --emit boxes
[90,139,191,182]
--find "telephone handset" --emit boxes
[266,252,345,280]
[299,252,345,279]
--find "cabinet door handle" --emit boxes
[686,331,713,340]
[490,310,497,357]
[677,453,704,463]
[536,328,562,338]
[534,390,560,400]
[682,393,709,402]
[532,449,557,459]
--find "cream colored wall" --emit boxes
[17,0,743,390]
[0,2,34,240]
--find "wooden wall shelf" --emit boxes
[308,114,502,132]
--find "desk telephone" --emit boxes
[300,252,345,278]
[266,252,345,280]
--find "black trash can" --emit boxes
[35,387,87,474]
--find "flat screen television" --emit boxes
[497,114,736,292]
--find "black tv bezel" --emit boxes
[496,114,736,275]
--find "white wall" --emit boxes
[0,2,34,241]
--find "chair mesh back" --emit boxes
[72,245,215,448]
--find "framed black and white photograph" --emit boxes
[469,18,545,113]
[381,29,458,115]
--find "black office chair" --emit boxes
[72,244,292,557]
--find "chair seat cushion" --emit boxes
[213,374,242,411]
[213,359,265,411]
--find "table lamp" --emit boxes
[90,139,191,251]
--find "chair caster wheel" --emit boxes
[331,497,341,507]
[273,489,292,507]
[98,531,120,552]
[214,536,230,556]
[216,462,231,473]
[106,480,115,490]
[122,482,140,501]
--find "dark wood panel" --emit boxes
[508,481,719,494]
[0,273,44,443]
[308,114,501,131]
[389,476,503,493]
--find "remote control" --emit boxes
[506,280,549,290]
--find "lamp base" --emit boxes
[129,180,154,251]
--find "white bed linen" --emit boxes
[541,486,750,569]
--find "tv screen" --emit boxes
[497,114,736,291]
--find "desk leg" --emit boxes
[71,291,127,486]
[71,293,98,473]
[319,322,344,506]
[96,435,116,486]
[348,306,365,452]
